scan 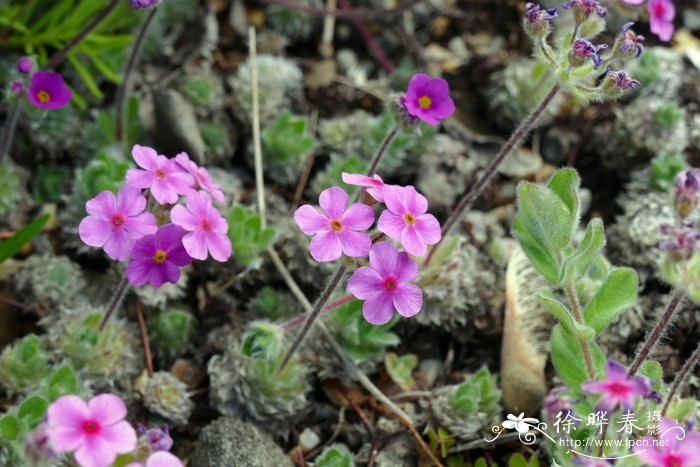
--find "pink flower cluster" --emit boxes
[44,394,183,467]
[294,174,441,324]
[79,145,231,288]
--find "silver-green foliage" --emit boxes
[261,110,317,185]
[227,206,277,267]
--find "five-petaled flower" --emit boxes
[633,418,700,467]
[170,191,232,262]
[27,71,73,110]
[341,172,386,202]
[79,186,158,261]
[402,73,455,126]
[294,186,375,262]
[126,145,194,205]
[571,39,608,69]
[46,394,137,467]
[580,360,654,412]
[347,242,423,325]
[378,185,441,257]
[649,0,675,42]
[126,224,193,288]
[175,152,225,203]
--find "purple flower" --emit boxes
[136,424,173,452]
[378,185,441,257]
[126,225,193,288]
[347,242,423,325]
[341,172,386,202]
[174,152,224,203]
[17,57,32,74]
[571,38,608,69]
[542,386,576,418]
[130,0,160,8]
[294,186,374,262]
[402,74,455,126]
[79,186,158,261]
[523,3,558,38]
[649,0,675,42]
[580,360,653,412]
[601,68,641,98]
[617,22,645,59]
[633,419,700,467]
[10,80,24,96]
[170,191,231,262]
[562,0,607,20]
[659,222,700,258]
[27,71,72,110]
[126,145,194,205]
[674,169,700,218]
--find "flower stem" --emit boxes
[661,342,700,417]
[628,289,685,378]
[282,293,355,330]
[425,83,561,266]
[0,103,21,162]
[367,125,399,178]
[566,282,596,379]
[115,6,159,143]
[134,298,154,377]
[279,264,347,371]
[99,276,130,331]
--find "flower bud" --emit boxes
[391,93,420,130]
[130,0,159,8]
[523,3,558,40]
[17,57,32,74]
[600,68,640,99]
[562,0,606,24]
[570,38,607,69]
[674,169,700,218]
[659,222,700,261]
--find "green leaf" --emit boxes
[18,395,49,428]
[517,182,573,252]
[508,453,529,467]
[537,291,595,340]
[582,268,638,334]
[384,353,417,391]
[0,214,49,263]
[551,324,606,389]
[512,217,561,283]
[547,168,580,222]
[0,415,20,441]
[46,365,79,401]
[637,360,663,387]
[561,218,605,283]
[666,399,699,421]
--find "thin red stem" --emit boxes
[135,299,154,377]
[283,293,355,330]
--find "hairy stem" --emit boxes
[661,342,700,417]
[628,289,685,378]
[115,7,159,143]
[99,276,130,331]
[0,104,21,162]
[425,83,561,265]
[566,283,595,379]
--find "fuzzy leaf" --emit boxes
[517,182,574,252]
[538,291,595,341]
[561,218,605,283]
[0,415,20,441]
[18,395,49,428]
[551,324,606,389]
[46,365,79,401]
[582,268,638,334]
[512,217,561,283]
[637,360,663,387]
[384,353,417,391]
[666,399,699,421]
[0,214,49,264]
[547,168,580,223]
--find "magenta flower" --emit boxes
[17,57,32,74]
[130,0,160,8]
[571,39,607,69]
[127,451,184,467]
[10,80,23,96]
[347,241,422,325]
[27,71,72,110]
[170,191,231,261]
[174,152,224,203]
[79,186,158,261]
[633,419,700,467]
[125,145,194,205]
[402,74,455,126]
[378,185,441,257]
[126,224,193,288]
[136,424,173,452]
[294,186,375,262]
[342,172,386,202]
[46,394,137,467]
[580,360,653,412]
[649,0,675,42]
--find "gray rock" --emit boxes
[189,417,293,467]
[152,89,207,163]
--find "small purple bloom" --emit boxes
[126,224,193,288]
[170,191,232,262]
[402,74,455,126]
[580,360,653,412]
[676,169,700,197]
[617,22,645,58]
[347,241,423,325]
[601,68,641,98]
[562,0,607,19]
[130,0,160,8]
[633,419,700,467]
[17,57,32,74]
[174,152,224,203]
[126,145,195,205]
[341,172,386,202]
[27,71,72,110]
[378,185,441,257]
[571,38,607,69]
[79,186,158,261]
[542,386,576,418]
[294,186,375,262]
[10,80,24,96]
[649,0,675,42]
[137,424,173,453]
[523,3,558,39]
[658,222,700,258]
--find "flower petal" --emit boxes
[150,179,179,205]
[182,230,208,260]
[103,229,134,261]
[294,205,330,235]
[382,185,406,215]
[309,230,342,262]
[393,284,422,317]
[85,191,117,219]
[47,426,84,453]
[170,205,200,231]
[402,186,428,215]
[368,241,399,278]
[341,203,375,230]
[415,214,441,244]
[362,292,395,325]
[79,217,112,248]
[132,145,159,170]
[347,267,384,299]
[207,232,232,262]
[117,186,147,217]
[74,435,118,467]
[377,211,406,240]
[47,395,88,429]
[124,212,158,240]
[186,190,212,218]
[319,186,349,219]
[145,451,184,467]
[126,257,152,286]
[125,169,155,189]
[87,394,127,425]
[395,251,419,282]
[339,230,372,257]
[401,227,427,256]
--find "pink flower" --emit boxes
[648,0,675,42]
[633,419,700,467]
[125,145,194,205]
[127,451,184,467]
[402,73,455,126]
[170,191,231,261]
[174,152,224,203]
[46,394,137,467]
[17,57,32,74]
[377,185,441,257]
[126,224,193,287]
[27,71,72,110]
[341,172,386,202]
[347,241,422,324]
[580,360,653,412]
[294,186,375,262]
[79,186,158,261]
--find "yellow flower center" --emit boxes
[403,213,416,225]
[152,250,167,264]
[37,90,51,103]
[330,219,343,232]
[418,96,432,109]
